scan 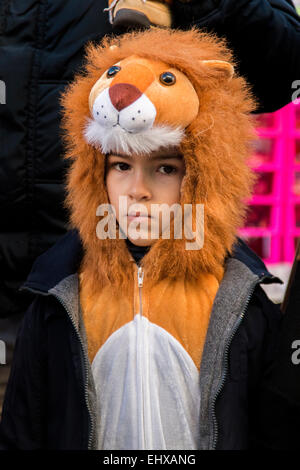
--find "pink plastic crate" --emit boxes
[241,102,300,264]
[255,113,275,129]
[292,171,300,198]
[249,138,276,165]
[294,139,300,164]
[284,203,300,261]
[245,204,272,228]
[253,171,274,196]
[247,137,284,171]
[292,103,300,132]
[294,204,300,227]
[296,107,300,130]
[242,235,272,260]
[295,105,300,132]
[255,109,283,134]
[240,107,286,263]
[240,204,281,263]
[283,102,300,262]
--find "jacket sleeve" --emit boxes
[254,287,300,450]
[172,0,300,112]
[0,296,47,450]
[243,285,299,450]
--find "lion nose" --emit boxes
[109,83,142,112]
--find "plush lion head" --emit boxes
[61,27,256,295]
[85,54,201,154]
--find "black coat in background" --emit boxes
[0,0,299,319]
[173,0,300,113]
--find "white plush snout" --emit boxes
[92,88,119,128]
[92,88,156,133]
[85,86,185,154]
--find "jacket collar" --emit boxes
[230,237,282,284]
[20,229,83,294]
[20,228,282,294]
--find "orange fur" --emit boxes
[80,267,221,369]
[60,27,257,298]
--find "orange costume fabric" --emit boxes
[80,264,223,370]
[60,27,256,449]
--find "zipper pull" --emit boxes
[137,266,144,288]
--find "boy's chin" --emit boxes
[127,236,156,247]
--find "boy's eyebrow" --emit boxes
[149,154,183,160]
[107,152,183,160]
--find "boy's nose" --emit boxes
[128,172,152,201]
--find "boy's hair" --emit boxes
[61,28,256,295]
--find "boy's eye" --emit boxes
[158,165,177,175]
[113,162,130,171]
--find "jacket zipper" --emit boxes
[210,276,267,450]
[137,265,144,314]
[20,286,94,450]
[136,265,146,448]
[51,293,94,450]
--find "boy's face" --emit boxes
[105,147,185,246]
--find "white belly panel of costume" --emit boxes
[91,314,201,450]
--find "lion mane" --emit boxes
[60,27,257,296]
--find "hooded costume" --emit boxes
[0,27,283,450]
[61,27,257,449]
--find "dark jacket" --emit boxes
[0,0,300,320]
[0,229,283,450]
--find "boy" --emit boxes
[0,28,282,450]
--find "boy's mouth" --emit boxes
[127,212,153,220]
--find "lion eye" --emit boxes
[159,72,176,86]
[107,66,121,78]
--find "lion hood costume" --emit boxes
[59,27,258,449]
[62,27,256,288]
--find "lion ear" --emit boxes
[202,60,234,81]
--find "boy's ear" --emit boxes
[202,60,234,81]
